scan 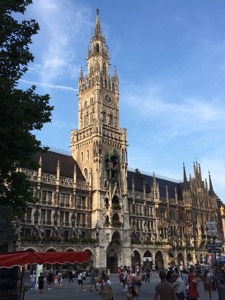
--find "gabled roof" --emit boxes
[32,151,85,181]
[127,169,183,200]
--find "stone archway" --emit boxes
[177,252,184,267]
[107,249,118,273]
[187,252,192,264]
[168,251,175,266]
[131,250,141,268]
[143,250,152,269]
[106,231,121,273]
[155,251,164,270]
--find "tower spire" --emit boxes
[208,171,214,196]
[183,162,188,191]
[95,8,102,37]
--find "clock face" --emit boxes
[105,94,111,102]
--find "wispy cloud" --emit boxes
[20,79,77,92]
[123,82,225,137]
[28,0,91,84]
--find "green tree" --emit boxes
[0,0,53,216]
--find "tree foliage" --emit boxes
[0,0,53,216]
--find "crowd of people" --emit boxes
[118,262,217,300]
[153,262,216,300]
[29,261,219,300]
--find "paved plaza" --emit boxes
[24,272,221,300]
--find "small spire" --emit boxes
[114,66,117,76]
[183,162,188,191]
[80,67,83,78]
[57,160,60,180]
[95,8,102,36]
[208,171,214,196]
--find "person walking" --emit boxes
[122,267,128,292]
[46,270,53,290]
[203,270,212,300]
[57,270,63,289]
[68,270,73,282]
[54,273,59,288]
[166,266,173,283]
[134,271,142,296]
[145,266,151,283]
[126,269,133,290]
[76,270,84,292]
[89,267,98,292]
[38,272,44,293]
[30,271,36,293]
[98,271,113,300]
[153,270,177,300]
[181,269,189,298]
[187,268,199,300]
[127,282,138,300]
[173,272,185,300]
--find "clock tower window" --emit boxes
[103,62,106,74]
[109,115,113,126]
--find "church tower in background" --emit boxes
[14,9,223,272]
[70,10,131,269]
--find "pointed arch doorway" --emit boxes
[106,231,121,273]
[107,249,118,273]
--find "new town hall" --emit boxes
[16,11,224,272]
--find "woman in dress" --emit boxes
[187,268,199,300]
[38,272,44,293]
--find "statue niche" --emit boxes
[105,149,119,182]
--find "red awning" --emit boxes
[0,251,89,268]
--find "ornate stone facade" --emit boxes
[15,11,223,271]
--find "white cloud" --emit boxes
[28,0,91,83]
[123,82,225,138]
[19,79,77,92]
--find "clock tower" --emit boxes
[70,10,131,270]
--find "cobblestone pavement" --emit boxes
[24,272,220,300]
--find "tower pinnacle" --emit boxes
[95,8,102,37]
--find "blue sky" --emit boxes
[19,0,225,202]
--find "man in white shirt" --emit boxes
[30,271,36,293]
[173,273,184,300]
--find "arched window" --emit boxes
[103,62,106,74]
[84,168,88,180]
[90,112,93,124]
[96,43,99,52]
[86,150,89,160]
[84,115,89,126]
[102,112,106,123]
[81,152,83,162]
[109,114,113,126]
